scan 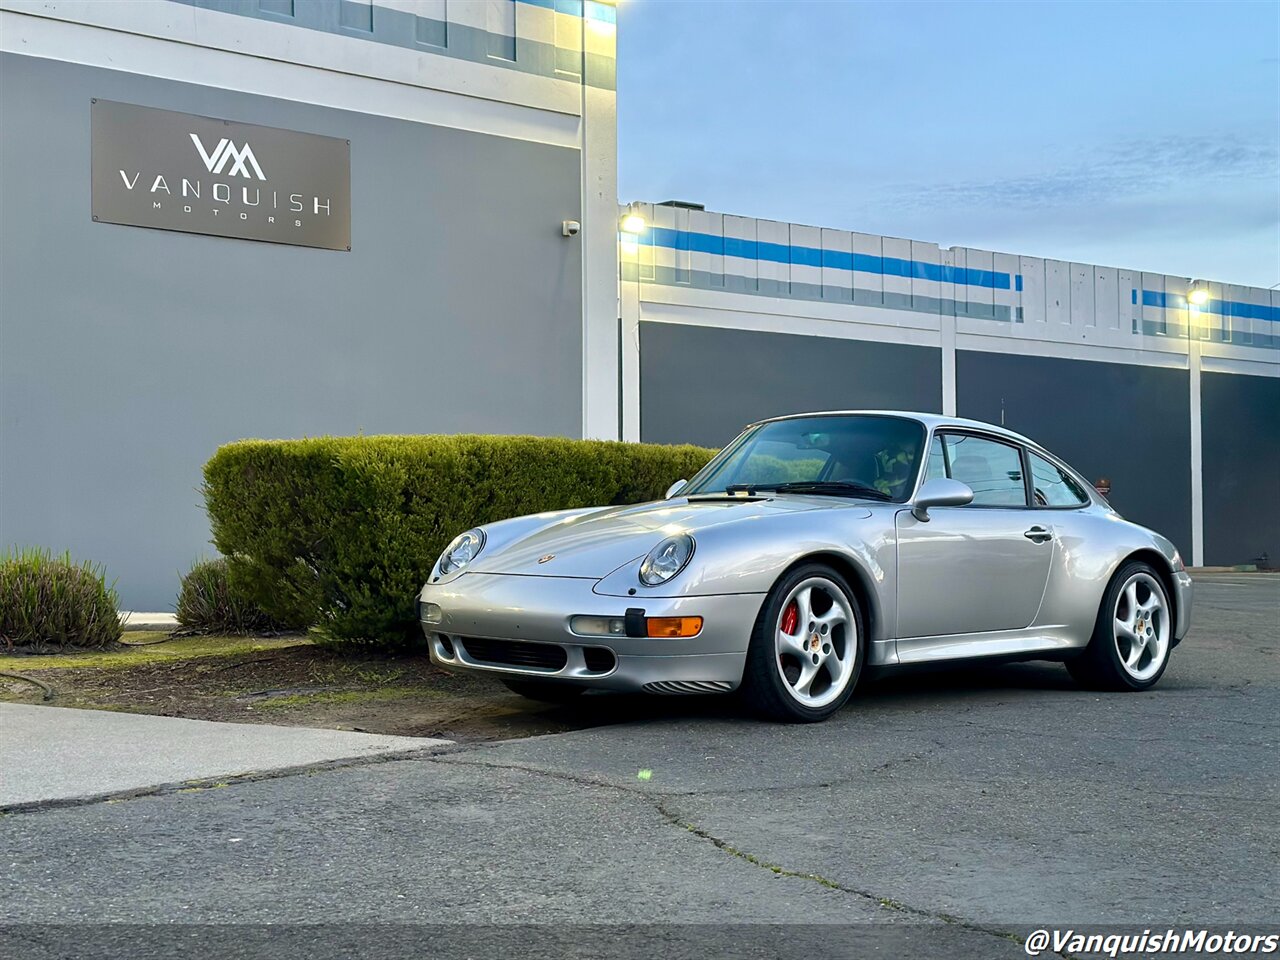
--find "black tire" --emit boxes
[500,678,587,703]
[739,563,866,723]
[1066,560,1173,692]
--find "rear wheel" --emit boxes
[739,564,865,722]
[1067,561,1172,691]
[501,678,586,703]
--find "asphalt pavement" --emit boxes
[3,573,1276,958]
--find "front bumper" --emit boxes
[419,573,763,693]
[1173,570,1193,643]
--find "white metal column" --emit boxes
[940,309,957,416]
[1188,326,1204,566]
[578,15,620,440]
[619,252,642,442]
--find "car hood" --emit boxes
[469,496,832,579]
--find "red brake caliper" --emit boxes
[781,600,798,636]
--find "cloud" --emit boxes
[867,181,1279,287]
[885,135,1278,213]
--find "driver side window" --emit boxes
[937,434,1028,507]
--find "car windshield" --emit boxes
[684,415,926,503]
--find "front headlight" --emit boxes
[438,529,485,576]
[639,534,695,586]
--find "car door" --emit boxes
[895,431,1055,640]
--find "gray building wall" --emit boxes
[1201,372,1280,567]
[955,350,1193,556]
[0,53,584,609]
[638,322,943,448]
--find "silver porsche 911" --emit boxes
[418,411,1192,722]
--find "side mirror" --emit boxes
[664,479,688,499]
[911,477,973,522]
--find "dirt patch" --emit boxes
[0,635,683,742]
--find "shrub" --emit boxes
[204,435,717,649]
[176,557,303,635]
[0,548,122,651]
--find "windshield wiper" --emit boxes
[773,480,894,501]
[724,480,893,501]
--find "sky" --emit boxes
[616,0,1280,289]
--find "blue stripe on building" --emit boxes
[537,0,615,21]
[1141,290,1280,323]
[639,227,1013,290]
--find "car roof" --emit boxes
[749,410,1040,450]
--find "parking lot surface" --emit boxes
[3,574,1276,956]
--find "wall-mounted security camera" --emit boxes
[561,220,581,237]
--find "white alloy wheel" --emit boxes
[773,576,858,709]
[1112,571,1170,682]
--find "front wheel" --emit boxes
[1067,561,1173,691]
[501,678,586,703]
[739,564,866,722]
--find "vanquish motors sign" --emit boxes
[91,100,351,251]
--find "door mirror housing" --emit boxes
[664,479,688,499]
[911,477,974,522]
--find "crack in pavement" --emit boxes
[651,799,1068,956]
[0,741,468,816]
[430,753,1060,956]
[436,741,944,799]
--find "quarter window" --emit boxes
[1029,452,1089,507]
[923,435,948,482]
[939,434,1027,507]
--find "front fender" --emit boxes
[592,508,898,640]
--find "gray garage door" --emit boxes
[639,322,943,449]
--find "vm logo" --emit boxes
[189,133,266,180]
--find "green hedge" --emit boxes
[176,557,304,635]
[1,548,122,651]
[203,435,717,648]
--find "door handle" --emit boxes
[1024,526,1053,543]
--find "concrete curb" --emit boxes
[0,703,453,808]
[118,611,179,631]
[0,742,464,816]
[1187,566,1274,574]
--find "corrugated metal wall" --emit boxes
[622,202,1280,352]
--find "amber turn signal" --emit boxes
[645,616,703,638]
